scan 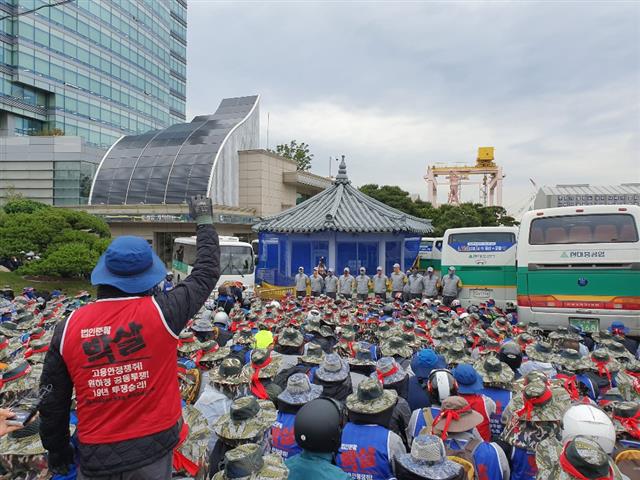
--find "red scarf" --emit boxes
[432,404,472,440]
[250,356,272,400]
[178,336,196,348]
[0,338,8,351]
[559,444,613,480]
[593,359,612,384]
[556,374,580,401]
[194,343,220,369]
[612,410,640,439]
[516,387,553,421]
[24,344,48,358]
[376,364,399,384]
[172,422,199,476]
[471,335,481,350]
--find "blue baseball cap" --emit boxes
[91,236,167,293]
[452,364,483,394]
[609,321,629,334]
[411,348,446,379]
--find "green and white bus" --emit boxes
[417,237,443,273]
[441,226,518,308]
[517,205,640,335]
[172,236,256,296]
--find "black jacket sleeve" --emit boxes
[154,224,220,336]
[39,318,73,455]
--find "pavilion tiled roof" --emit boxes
[252,158,433,234]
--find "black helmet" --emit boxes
[499,341,523,370]
[427,369,458,405]
[294,398,344,453]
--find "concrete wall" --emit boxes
[238,150,298,217]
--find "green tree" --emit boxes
[357,184,518,236]
[1,199,111,278]
[270,140,314,171]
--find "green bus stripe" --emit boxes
[517,267,639,297]
[442,264,516,286]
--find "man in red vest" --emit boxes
[452,364,495,442]
[39,195,220,479]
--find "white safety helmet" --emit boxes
[306,309,321,323]
[268,300,281,309]
[213,311,230,327]
[562,404,616,454]
[459,312,469,320]
[451,299,461,308]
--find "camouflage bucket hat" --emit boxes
[277,328,304,348]
[554,348,590,373]
[536,436,625,480]
[609,401,640,436]
[23,338,49,364]
[199,341,231,365]
[0,418,75,456]
[444,343,471,367]
[213,397,277,441]
[525,341,555,363]
[589,350,621,374]
[176,405,210,472]
[0,322,22,338]
[177,330,203,354]
[474,355,514,385]
[0,335,10,362]
[210,357,252,385]
[380,335,413,359]
[1,361,40,394]
[212,443,288,480]
[348,342,376,367]
[511,380,570,422]
[346,378,398,414]
[604,342,635,363]
[549,326,581,342]
[431,322,450,339]
[370,357,407,385]
[277,372,323,405]
[315,353,350,382]
[395,434,464,480]
[298,342,325,365]
[15,312,37,331]
[250,349,281,379]
[233,330,255,346]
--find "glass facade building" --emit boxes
[0,0,187,148]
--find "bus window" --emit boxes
[529,214,639,245]
[220,246,255,275]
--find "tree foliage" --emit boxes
[0,200,111,278]
[359,184,518,236]
[269,140,313,171]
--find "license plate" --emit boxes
[470,289,491,298]
[569,317,599,333]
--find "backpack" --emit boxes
[446,439,481,480]
[614,448,640,479]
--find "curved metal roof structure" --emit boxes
[253,158,433,234]
[89,95,259,206]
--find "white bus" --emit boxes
[517,205,640,335]
[172,236,255,296]
[441,226,518,308]
[418,237,443,274]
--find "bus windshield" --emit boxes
[220,245,254,275]
[529,213,639,245]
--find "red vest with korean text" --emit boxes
[461,393,492,441]
[61,296,181,444]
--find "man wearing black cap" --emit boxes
[39,195,220,480]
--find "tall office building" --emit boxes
[0,0,187,204]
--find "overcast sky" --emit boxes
[186,1,640,212]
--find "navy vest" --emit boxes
[336,423,394,480]
[271,411,302,459]
[480,387,512,438]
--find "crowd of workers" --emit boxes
[0,199,639,480]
